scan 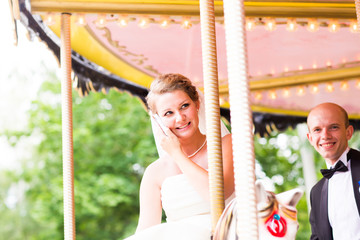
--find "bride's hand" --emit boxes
[159,128,183,157]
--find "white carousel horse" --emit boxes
[213,181,304,240]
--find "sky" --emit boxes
[0,1,59,169]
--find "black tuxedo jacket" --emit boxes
[309,148,360,240]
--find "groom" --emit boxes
[306,102,360,240]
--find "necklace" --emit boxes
[187,139,207,158]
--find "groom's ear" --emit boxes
[346,124,354,140]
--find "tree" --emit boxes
[3,68,359,240]
[1,70,157,239]
[254,128,360,240]
[254,128,311,240]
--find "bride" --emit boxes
[125,73,234,240]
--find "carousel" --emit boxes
[8,0,360,239]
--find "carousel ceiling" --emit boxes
[9,0,360,134]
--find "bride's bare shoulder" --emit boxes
[142,157,172,184]
[146,156,168,171]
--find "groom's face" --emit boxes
[307,104,353,165]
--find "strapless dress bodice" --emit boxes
[124,174,235,240]
[161,174,211,222]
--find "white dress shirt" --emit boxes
[327,148,360,240]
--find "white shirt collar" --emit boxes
[326,147,350,169]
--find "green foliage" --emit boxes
[255,130,304,190]
[0,73,157,239]
[3,69,360,240]
[350,131,360,149]
[254,128,311,240]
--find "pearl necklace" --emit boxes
[187,139,207,158]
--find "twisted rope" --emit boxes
[199,0,225,232]
[223,0,259,239]
[61,13,76,240]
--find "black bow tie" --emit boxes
[320,160,348,179]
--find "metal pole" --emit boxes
[199,0,225,232]
[297,124,317,214]
[61,13,76,240]
[355,0,360,31]
[223,0,258,238]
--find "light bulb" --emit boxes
[350,20,358,33]
[246,18,256,31]
[181,17,192,29]
[340,81,349,91]
[296,86,305,96]
[160,16,171,29]
[44,13,56,26]
[117,15,128,27]
[75,14,86,26]
[311,84,319,94]
[307,18,319,32]
[138,16,150,28]
[286,18,297,32]
[356,80,360,89]
[282,88,290,98]
[326,83,334,92]
[95,14,107,28]
[269,90,277,100]
[265,18,276,31]
[328,19,339,33]
[255,92,262,100]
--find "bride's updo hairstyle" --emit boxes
[146,73,199,113]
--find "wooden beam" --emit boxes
[218,65,360,93]
[30,0,356,19]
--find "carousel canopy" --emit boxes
[9,0,360,135]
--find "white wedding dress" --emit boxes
[125,174,213,240]
[126,89,232,240]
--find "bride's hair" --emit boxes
[146,73,199,113]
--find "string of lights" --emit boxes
[43,13,359,33]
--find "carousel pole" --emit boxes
[199,0,225,233]
[355,0,360,30]
[61,13,76,240]
[222,0,258,239]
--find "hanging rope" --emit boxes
[355,0,360,31]
[61,13,76,240]
[199,0,225,232]
[223,0,259,239]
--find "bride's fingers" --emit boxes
[163,127,173,137]
[161,131,181,155]
[161,128,179,145]
[164,129,180,144]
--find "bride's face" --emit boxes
[155,90,199,138]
